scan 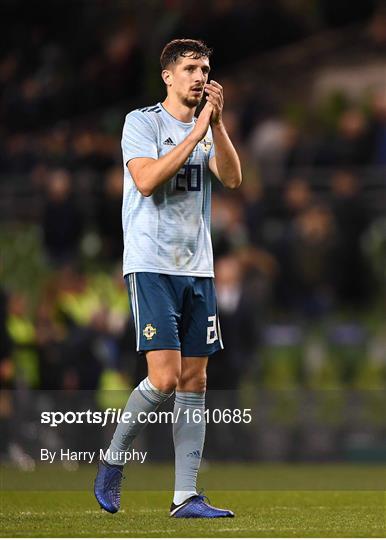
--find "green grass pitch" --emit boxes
[1,465,385,537]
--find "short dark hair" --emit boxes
[160,39,212,70]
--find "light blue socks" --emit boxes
[173,391,206,505]
[105,377,172,466]
[105,380,206,505]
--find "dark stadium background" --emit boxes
[1,0,386,474]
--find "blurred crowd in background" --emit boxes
[1,0,386,463]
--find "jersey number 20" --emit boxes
[176,164,201,191]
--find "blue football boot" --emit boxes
[94,460,123,513]
[170,494,234,518]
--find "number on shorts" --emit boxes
[207,315,218,344]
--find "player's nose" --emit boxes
[196,70,206,84]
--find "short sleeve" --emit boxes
[121,111,158,164]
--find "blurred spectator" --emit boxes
[97,166,123,262]
[249,118,289,186]
[42,169,83,266]
[369,89,386,165]
[62,311,106,391]
[35,301,65,389]
[207,254,262,459]
[0,283,14,459]
[0,286,13,459]
[249,117,311,186]
[330,169,373,306]
[283,177,313,220]
[209,254,259,390]
[330,108,374,166]
[0,287,35,468]
[275,202,338,317]
[6,292,38,388]
[69,130,116,173]
[244,178,267,248]
[99,23,144,103]
[211,192,249,257]
[0,287,13,391]
[367,2,386,50]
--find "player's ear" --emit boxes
[162,69,173,87]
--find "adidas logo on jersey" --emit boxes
[163,137,176,146]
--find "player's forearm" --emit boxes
[212,122,242,189]
[137,134,200,196]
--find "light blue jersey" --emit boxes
[121,102,216,277]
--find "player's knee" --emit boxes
[193,374,207,393]
[153,372,180,393]
[178,372,207,393]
